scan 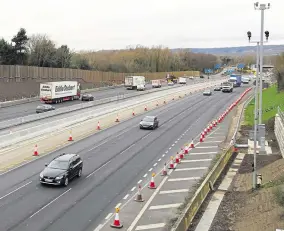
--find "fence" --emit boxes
[0,65,200,83]
[275,107,284,157]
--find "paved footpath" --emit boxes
[94,111,232,231]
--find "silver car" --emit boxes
[36,105,55,113]
[203,89,212,96]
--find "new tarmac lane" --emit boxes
[0,84,246,231]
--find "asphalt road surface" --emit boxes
[0,83,245,231]
[0,79,207,122]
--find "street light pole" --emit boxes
[254,2,270,124]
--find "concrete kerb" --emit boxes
[170,88,252,231]
[0,79,224,130]
[0,81,224,149]
[0,82,218,172]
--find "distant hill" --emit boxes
[171,45,284,56]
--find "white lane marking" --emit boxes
[168,177,200,182]
[169,147,172,150]
[165,151,168,154]
[207,136,225,139]
[175,141,178,143]
[175,167,208,171]
[159,189,189,194]
[153,163,157,167]
[141,133,152,140]
[93,224,103,231]
[162,154,165,157]
[203,141,223,143]
[171,144,175,147]
[0,181,32,200]
[120,143,136,154]
[29,188,71,218]
[195,146,218,149]
[149,203,182,210]
[189,152,218,155]
[127,176,169,231]
[182,159,212,163]
[138,180,142,184]
[143,174,148,178]
[158,158,161,162]
[105,213,112,220]
[136,223,166,230]
[131,187,136,192]
[123,194,129,200]
[86,160,111,178]
[148,168,153,172]
[115,203,122,208]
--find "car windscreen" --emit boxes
[143,117,154,122]
[48,160,69,170]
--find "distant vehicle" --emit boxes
[36,104,55,113]
[125,76,146,90]
[139,116,159,130]
[151,79,162,88]
[40,81,81,104]
[241,77,250,84]
[221,82,234,92]
[229,74,242,87]
[168,81,174,86]
[200,75,204,78]
[137,84,145,91]
[214,86,222,91]
[178,77,187,84]
[189,76,194,80]
[39,153,83,186]
[203,89,212,96]
[81,94,94,101]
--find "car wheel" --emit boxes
[63,177,69,187]
[77,168,82,177]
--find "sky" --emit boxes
[1,0,284,51]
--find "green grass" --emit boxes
[244,85,284,125]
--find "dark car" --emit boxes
[81,94,94,101]
[39,153,83,186]
[214,86,222,91]
[200,75,204,78]
[203,89,212,96]
[139,116,159,130]
[36,104,55,113]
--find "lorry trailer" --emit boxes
[125,76,146,90]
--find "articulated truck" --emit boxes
[40,81,81,104]
[125,76,146,90]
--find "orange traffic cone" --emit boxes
[175,153,180,164]
[68,131,73,141]
[172,97,175,100]
[161,163,167,176]
[204,128,207,135]
[135,184,144,202]
[179,151,184,159]
[110,208,123,228]
[179,95,181,98]
[156,102,159,106]
[148,173,156,189]
[144,106,147,111]
[33,144,39,156]
[132,109,135,116]
[97,121,101,130]
[201,132,205,138]
[210,123,213,129]
[115,114,119,122]
[163,100,166,104]
[190,139,195,148]
[168,157,175,169]
[199,135,204,142]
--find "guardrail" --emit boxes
[275,107,284,157]
[0,81,223,149]
[171,87,253,231]
[0,79,222,130]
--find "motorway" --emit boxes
[0,81,248,231]
[0,80,204,122]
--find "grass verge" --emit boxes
[244,85,284,125]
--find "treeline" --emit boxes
[274,53,284,92]
[0,28,220,73]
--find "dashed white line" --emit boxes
[29,188,72,218]
[105,213,112,220]
[153,163,157,167]
[165,151,168,154]
[131,187,136,192]
[172,144,175,147]
[148,168,153,172]
[138,180,142,184]
[123,194,130,200]
[115,203,122,208]
[169,147,172,150]
[143,173,148,178]
[158,158,161,162]
[175,141,178,143]
[136,223,166,230]
[0,181,32,200]
[86,160,111,178]
[162,154,165,157]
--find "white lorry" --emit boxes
[151,79,162,88]
[125,76,146,90]
[40,81,81,104]
[221,82,233,93]
[178,77,187,84]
